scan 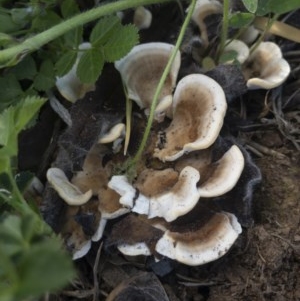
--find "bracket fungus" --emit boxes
[191,0,223,47]
[154,74,227,161]
[109,166,201,222]
[109,210,242,266]
[114,42,181,117]
[56,43,95,102]
[133,6,152,30]
[46,167,92,206]
[198,145,245,197]
[155,212,242,266]
[243,42,290,90]
[223,39,250,64]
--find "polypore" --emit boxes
[223,39,250,64]
[154,74,227,161]
[133,6,152,29]
[109,166,201,222]
[191,0,223,47]
[56,43,95,102]
[243,42,290,90]
[46,167,92,206]
[155,212,242,266]
[109,211,242,266]
[114,42,181,119]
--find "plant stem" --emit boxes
[250,14,279,54]
[6,167,50,234]
[130,0,197,167]
[0,0,171,66]
[218,0,230,62]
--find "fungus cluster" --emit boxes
[45,0,290,266]
[47,41,247,265]
[189,0,290,90]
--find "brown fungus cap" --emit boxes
[114,42,180,116]
[154,74,227,162]
[198,145,245,197]
[108,166,201,222]
[155,212,242,266]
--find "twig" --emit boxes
[246,140,286,159]
[256,244,266,264]
[93,242,103,301]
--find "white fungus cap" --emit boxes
[155,212,242,266]
[109,166,201,222]
[118,242,151,256]
[46,167,92,206]
[98,123,125,144]
[244,42,290,90]
[191,0,223,47]
[133,6,152,29]
[114,42,181,117]
[223,39,250,64]
[198,145,245,197]
[154,74,227,162]
[56,43,95,103]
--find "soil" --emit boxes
[18,2,300,301]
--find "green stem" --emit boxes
[250,14,279,54]
[6,168,50,234]
[218,0,230,62]
[130,0,197,167]
[0,0,171,66]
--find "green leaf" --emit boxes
[0,12,20,33]
[219,50,239,64]
[77,48,104,83]
[63,25,83,48]
[103,24,139,62]
[0,215,24,257]
[33,59,55,91]
[90,15,120,46]
[11,56,37,80]
[241,0,258,13]
[0,106,14,147]
[0,96,45,161]
[0,96,45,167]
[0,74,23,108]
[229,12,255,28]
[16,239,75,299]
[10,8,32,26]
[0,33,15,47]
[13,96,46,132]
[31,10,61,31]
[257,0,300,15]
[61,0,80,18]
[55,50,77,77]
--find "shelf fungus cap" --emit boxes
[154,74,227,162]
[56,43,95,103]
[155,212,242,266]
[191,0,223,46]
[98,123,125,144]
[133,6,152,29]
[243,42,290,90]
[47,167,92,206]
[109,166,201,222]
[118,242,151,256]
[223,39,250,64]
[198,145,245,197]
[148,166,201,222]
[114,42,181,114]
